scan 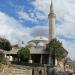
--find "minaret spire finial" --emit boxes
[50,0,54,13]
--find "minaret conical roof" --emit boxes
[50,0,54,14]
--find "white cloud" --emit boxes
[0,11,48,45]
[58,38,75,60]
[18,11,32,21]
[17,10,38,22]
[17,3,47,22]
[32,0,50,14]
[31,25,48,37]
[0,11,33,45]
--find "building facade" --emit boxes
[26,1,56,64]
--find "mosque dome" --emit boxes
[37,42,45,47]
[27,36,48,47]
[28,42,36,47]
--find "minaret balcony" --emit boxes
[48,13,56,18]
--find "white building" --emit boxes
[26,1,56,64]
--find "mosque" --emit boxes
[3,1,55,64]
[2,1,68,67]
[26,1,56,64]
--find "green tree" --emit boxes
[46,39,68,66]
[17,47,30,62]
[0,51,5,63]
[0,37,12,51]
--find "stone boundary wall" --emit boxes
[0,64,47,75]
[0,65,32,75]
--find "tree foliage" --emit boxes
[17,47,30,61]
[46,39,68,66]
[0,37,12,51]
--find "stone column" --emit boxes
[40,54,42,64]
[49,55,51,66]
[29,55,33,63]
[55,59,58,66]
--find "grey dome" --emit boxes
[37,42,45,47]
[28,42,36,47]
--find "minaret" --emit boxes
[48,0,56,41]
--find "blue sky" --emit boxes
[0,0,48,27]
[0,0,75,60]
